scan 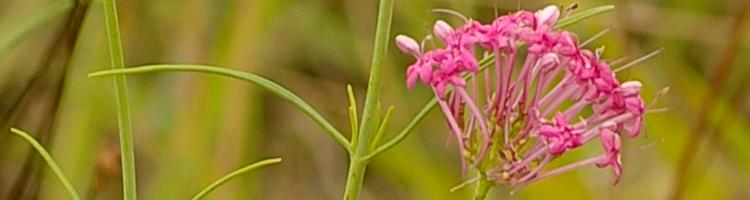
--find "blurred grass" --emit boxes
[1,0,749,199]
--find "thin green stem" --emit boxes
[472,173,493,200]
[9,128,81,200]
[343,0,393,199]
[101,0,136,199]
[88,65,351,152]
[190,158,282,200]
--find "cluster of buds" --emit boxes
[396,5,656,186]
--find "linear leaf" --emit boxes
[191,158,281,200]
[10,128,81,200]
[89,65,351,151]
[556,5,615,28]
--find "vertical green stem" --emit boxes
[473,173,493,200]
[102,0,137,199]
[343,0,393,199]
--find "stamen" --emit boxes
[613,48,664,73]
[420,35,433,52]
[648,86,671,108]
[646,107,668,113]
[580,26,613,47]
[450,176,480,192]
[607,56,628,66]
[431,8,469,22]
[564,3,579,18]
[513,155,603,191]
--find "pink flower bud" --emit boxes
[433,20,454,42]
[535,5,560,27]
[618,81,642,96]
[395,34,421,56]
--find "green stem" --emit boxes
[9,128,81,200]
[473,173,493,200]
[342,157,369,200]
[101,0,137,199]
[88,65,351,151]
[343,0,393,199]
[191,158,282,200]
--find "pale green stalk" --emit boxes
[342,0,393,199]
[9,128,81,200]
[101,0,137,199]
[190,158,282,200]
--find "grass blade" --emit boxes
[0,0,74,57]
[101,0,137,199]
[9,128,81,200]
[88,65,351,151]
[190,158,282,200]
[556,5,615,28]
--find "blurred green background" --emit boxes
[1,0,749,199]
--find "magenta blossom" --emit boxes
[396,5,662,187]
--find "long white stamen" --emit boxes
[614,48,663,73]
[581,26,613,47]
[432,8,469,22]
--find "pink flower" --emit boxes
[596,123,623,183]
[396,4,657,187]
[540,113,583,156]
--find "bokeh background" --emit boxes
[1,0,749,199]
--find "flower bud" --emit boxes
[535,5,560,27]
[433,20,454,42]
[618,81,642,96]
[395,34,421,56]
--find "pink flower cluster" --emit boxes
[396,5,649,186]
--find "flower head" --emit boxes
[397,5,658,188]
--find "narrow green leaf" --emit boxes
[369,105,395,152]
[365,98,437,159]
[190,158,282,200]
[9,128,81,200]
[555,5,615,28]
[0,0,74,57]
[101,0,137,199]
[88,65,352,152]
[347,84,359,149]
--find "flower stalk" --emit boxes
[343,0,394,199]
